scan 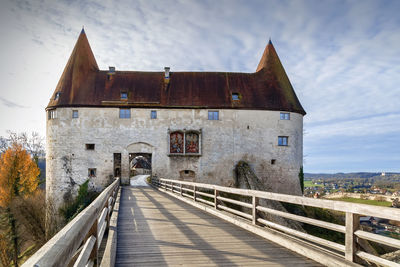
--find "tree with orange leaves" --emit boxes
[0,143,40,266]
[0,143,40,208]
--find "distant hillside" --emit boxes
[305,172,400,179]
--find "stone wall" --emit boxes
[46,107,303,208]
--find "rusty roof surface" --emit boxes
[47,31,306,115]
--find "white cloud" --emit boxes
[306,112,400,138]
[0,0,399,172]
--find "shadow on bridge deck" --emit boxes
[116,186,322,266]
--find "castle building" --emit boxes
[46,29,306,207]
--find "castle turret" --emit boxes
[47,29,99,109]
[256,39,305,115]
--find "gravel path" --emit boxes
[130,175,150,187]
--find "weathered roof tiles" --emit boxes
[47,30,305,115]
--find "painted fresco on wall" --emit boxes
[185,132,199,153]
[170,132,184,153]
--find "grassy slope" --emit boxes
[337,197,392,207]
[304,180,324,187]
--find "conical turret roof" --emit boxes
[255,40,305,115]
[47,29,98,108]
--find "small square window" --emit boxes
[88,168,96,177]
[54,92,61,100]
[271,159,276,165]
[278,136,288,146]
[121,92,128,100]
[151,110,157,119]
[86,144,95,150]
[232,93,240,101]
[119,108,131,119]
[48,109,57,120]
[72,110,78,118]
[208,111,219,120]
[280,112,290,120]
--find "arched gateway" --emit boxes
[126,142,154,181]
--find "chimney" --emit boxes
[107,66,115,81]
[108,66,116,74]
[164,67,170,84]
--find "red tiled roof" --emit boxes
[47,31,305,115]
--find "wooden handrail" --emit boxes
[22,178,120,267]
[156,178,400,220]
[152,177,400,267]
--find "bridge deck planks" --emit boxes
[116,186,322,266]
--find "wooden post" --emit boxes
[106,200,111,229]
[252,196,259,225]
[88,217,98,265]
[345,212,359,262]
[180,184,183,196]
[194,185,197,202]
[214,189,218,209]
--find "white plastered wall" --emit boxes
[46,107,303,208]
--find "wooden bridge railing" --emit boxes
[152,178,400,267]
[22,178,120,267]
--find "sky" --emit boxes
[0,0,399,173]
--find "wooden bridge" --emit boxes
[23,177,400,267]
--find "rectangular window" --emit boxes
[72,110,78,118]
[232,93,240,101]
[48,109,57,120]
[121,92,128,100]
[86,144,95,150]
[151,110,157,119]
[119,108,131,118]
[280,112,290,120]
[278,136,288,146]
[88,168,96,177]
[208,111,219,120]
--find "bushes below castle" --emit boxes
[59,180,99,222]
